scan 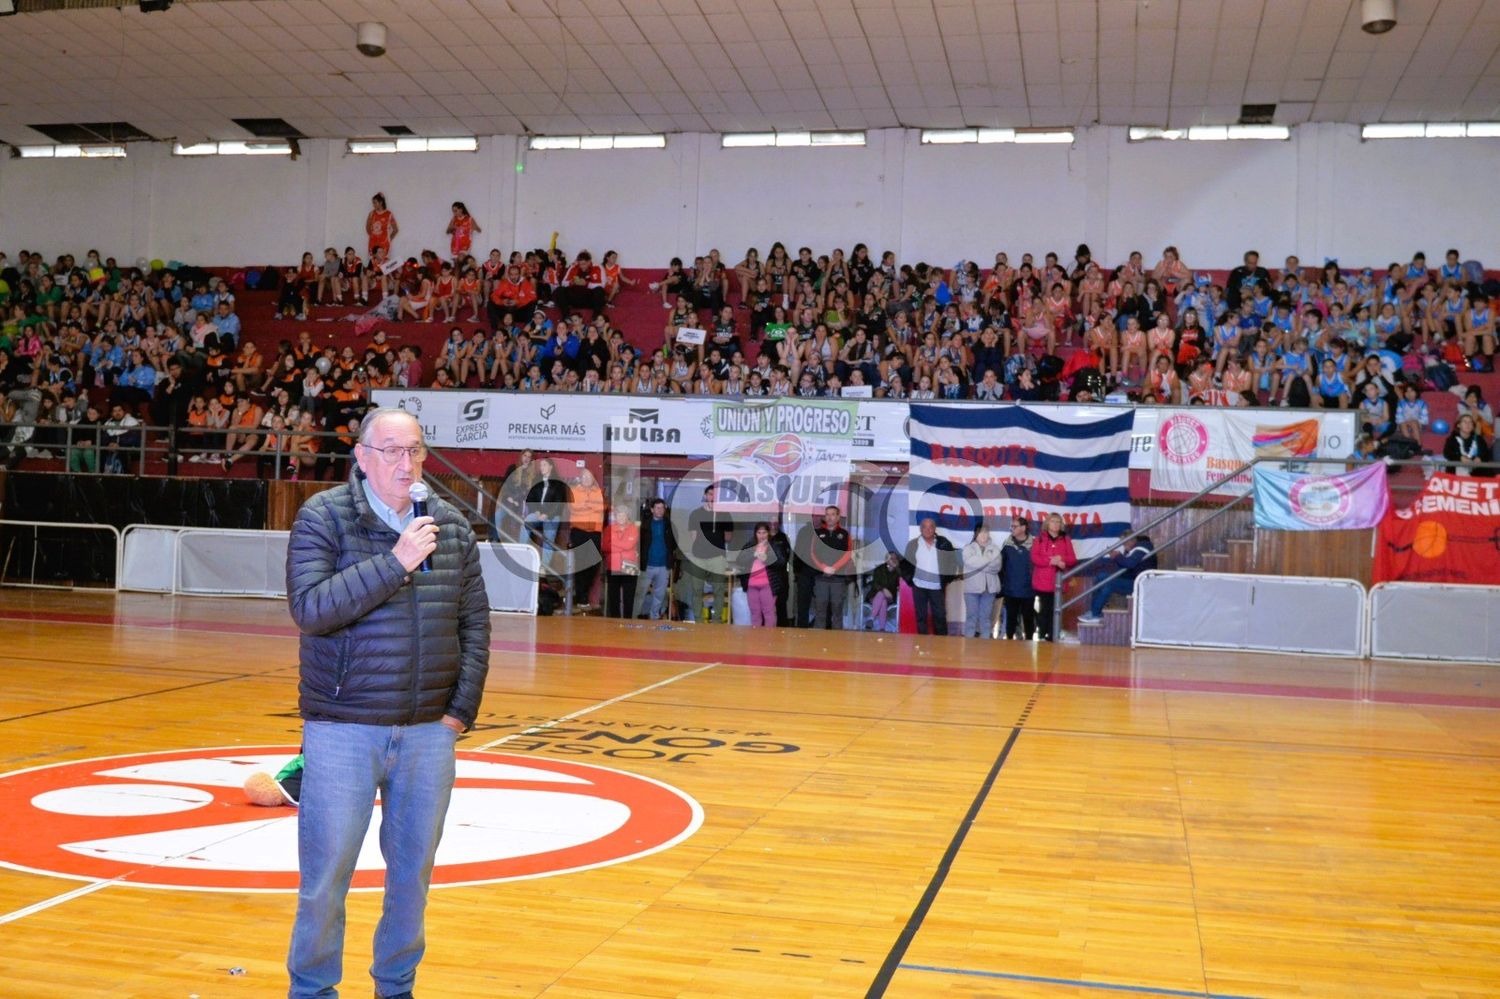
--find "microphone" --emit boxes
[409,481,433,573]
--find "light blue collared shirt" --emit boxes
[361,478,414,535]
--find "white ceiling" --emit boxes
[0,0,1497,145]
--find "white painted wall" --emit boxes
[1101,128,1301,268]
[900,133,1090,266]
[1,125,1496,271]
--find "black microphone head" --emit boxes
[409,481,431,505]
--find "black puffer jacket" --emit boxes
[287,470,491,729]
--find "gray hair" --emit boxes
[358,407,423,445]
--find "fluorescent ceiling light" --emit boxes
[1129,127,1188,141]
[1014,129,1074,143]
[721,131,858,148]
[610,134,666,149]
[921,128,978,144]
[230,141,292,156]
[920,127,1067,145]
[17,143,125,158]
[1363,122,1500,139]
[810,131,865,146]
[1226,125,1289,140]
[1361,123,1424,139]
[1186,125,1287,141]
[427,136,478,151]
[174,140,290,156]
[530,133,666,150]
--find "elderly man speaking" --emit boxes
[285,407,491,999]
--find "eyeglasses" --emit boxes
[363,444,427,463]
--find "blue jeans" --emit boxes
[636,564,670,618]
[1089,576,1134,616]
[288,720,458,999]
[963,592,996,637]
[526,516,559,555]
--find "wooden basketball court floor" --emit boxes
[0,590,1497,999]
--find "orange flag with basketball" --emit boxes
[1373,472,1500,585]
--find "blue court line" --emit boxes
[898,963,1262,999]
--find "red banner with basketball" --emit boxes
[1373,473,1500,585]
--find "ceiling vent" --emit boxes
[231,117,305,139]
[28,121,154,143]
[1239,104,1277,125]
[381,125,414,136]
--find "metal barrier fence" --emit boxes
[0,523,544,613]
[1369,582,1500,663]
[114,526,538,613]
[1129,571,1500,663]
[1132,570,1369,658]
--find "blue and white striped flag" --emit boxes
[908,405,1135,557]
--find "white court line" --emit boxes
[0,661,722,925]
[0,879,113,925]
[471,661,722,752]
[0,817,285,926]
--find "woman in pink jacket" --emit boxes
[1031,513,1077,642]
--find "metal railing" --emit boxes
[1053,454,1500,639]
[0,416,570,602]
[1052,455,1259,640]
[0,418,357,480]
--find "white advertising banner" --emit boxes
[373,390,1349,475]
[1149,409,1358,496]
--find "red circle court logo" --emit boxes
[0,747,702,893]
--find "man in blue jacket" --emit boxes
[285,407,490,999]
[1077,533,1157,622]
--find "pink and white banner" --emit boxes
[1251,463,1391,531]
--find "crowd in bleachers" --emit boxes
[0,246,379,475]
[4,213,1497,629]
[3,189,1498,475]
[291,203,1499,458]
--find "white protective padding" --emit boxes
[119,526,182,593]
[178,530,291,598]
[1369,583,1500,663]
[1132,570,1367,657]
[120,525,538,613]
[479,542,541,614]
